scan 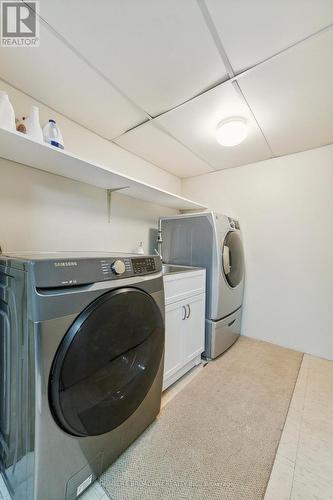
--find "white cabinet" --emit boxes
[163,268,205,391]
[164,302,185,381]
[183,294,205,362]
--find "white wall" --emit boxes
[0,81,179,254]
[182,144,333,360]
[0,158,177,254]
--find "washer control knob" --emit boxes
[111,260,126,275]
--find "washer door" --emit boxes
[222,231,244,288]
[49,287,164,437]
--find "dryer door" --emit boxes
[49,287,164,437]
[222,231,244,288]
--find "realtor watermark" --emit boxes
[1,1,39,46]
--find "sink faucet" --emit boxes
[155,219,163,261]
[154,248,162,260]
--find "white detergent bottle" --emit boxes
[136,242,145,255]
[43,119,64,149]
[0,91,15,131]
[25,106,43,142]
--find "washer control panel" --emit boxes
[100,257,132,278]
[132,257,156,275]
[99,255,160,280]
[20,254,162,288]
[110,259,126,275]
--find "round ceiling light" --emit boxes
[216,117,248,147]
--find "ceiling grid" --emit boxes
[4,0,332,177]
[196,0,275,157]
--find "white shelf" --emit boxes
[0,128,207,211]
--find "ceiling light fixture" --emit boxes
[216,117,248,147]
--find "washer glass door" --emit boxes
[222,231,244,288]
[49,287,164,437]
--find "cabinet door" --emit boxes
[164,301,186,379]
[183,294,205,362]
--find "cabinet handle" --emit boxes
[182,305,187,320]
[186,304,191,318]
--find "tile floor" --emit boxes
[80,482,109,500]
[264,353,333,500]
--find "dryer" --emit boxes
[0,252,164,499]
[160,212,244,359]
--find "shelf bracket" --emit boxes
[106,187,129,222]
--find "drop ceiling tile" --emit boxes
[38,0,228,116]
[0,22,146,138]
[155,81,272,170]
[205,0,333,72]
[238,29,333,156]
[115,122,214,178]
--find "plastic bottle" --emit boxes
[43,119,64,149]
[25,106,43,142]
[0,91,15,131]
[136,242,145,255]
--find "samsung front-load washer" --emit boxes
[0,252,164,500]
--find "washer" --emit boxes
[0,252,164,499]
[160,212,245,359]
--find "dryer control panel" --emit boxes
[227,217,240,230]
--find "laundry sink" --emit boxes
[162,264,199,275]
